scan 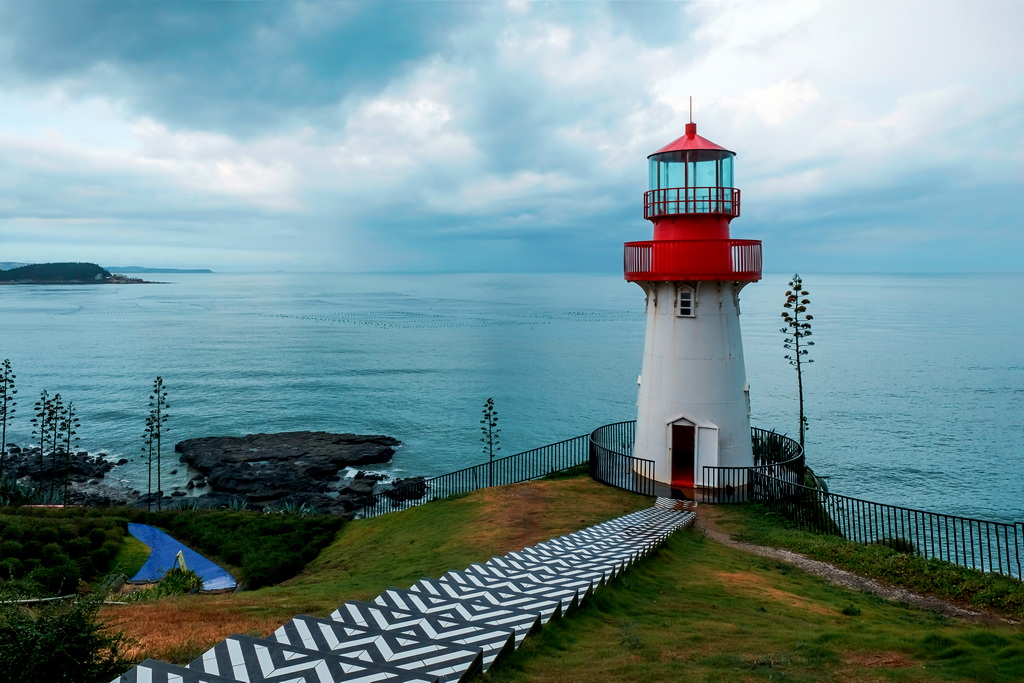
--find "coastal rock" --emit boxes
[383,476,427,502]
[2,446,114,482]
[175,431,400,502]
[66,481,138,507]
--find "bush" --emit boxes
[144,509,345,589]
[28,559,80,595]
[125,569,203,603]
[0,594,135,683]
[871,537,917,554]
[0,514,128,597]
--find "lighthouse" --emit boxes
[624,120,761,498]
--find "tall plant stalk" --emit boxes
[31,390,52,478]
[781,274,814,450]
[0,359,15,480]
[148,377,169,511]
[142,414,155,511]
[480,398,500,487]
[59,400,80,504]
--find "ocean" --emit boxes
[1,272,1021,523]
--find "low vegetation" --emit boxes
[0,514,127,597]
[3,474,1023,681]
[124,569,204,603]
[137,509,345,589]
[716,503,1024,619]
[0,594,134,683]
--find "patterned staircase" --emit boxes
[111,500,695,683]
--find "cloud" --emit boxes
[0,0,1021,273]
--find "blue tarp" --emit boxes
[127,523,237,591]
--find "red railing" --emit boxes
[624,239,762,281]
[644,187,740,219]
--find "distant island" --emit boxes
[104,266,213,273]
[0,262,158,284]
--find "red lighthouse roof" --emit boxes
[651,122,734,156]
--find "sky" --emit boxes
[0,0,1021,274]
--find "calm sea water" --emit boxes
[1,272,1021,522]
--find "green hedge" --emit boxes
[0,516,126,597]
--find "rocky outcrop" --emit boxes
[383,476,427,502]
[0,445,139,505]
[1,431,418,513]
[175,431,401,504]
[2,446,116,482]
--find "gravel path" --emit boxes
[693,508,1017,626]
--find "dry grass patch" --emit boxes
[843,651,919,669]
[715,571,836,616]
[106,597,282,664]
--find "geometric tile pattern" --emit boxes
[270,615,484,683]
[111,503,695,683]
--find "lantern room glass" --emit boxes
[648,150,734,191]
[648,150,736,215]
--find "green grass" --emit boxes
[486,527,1024,682]
[712,504,1024,619]
[16,474,1023,681]
[110,535,151,579]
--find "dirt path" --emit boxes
[694,506,1016,626]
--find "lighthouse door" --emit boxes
[671,424,696,490]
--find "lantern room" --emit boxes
[644,122,740,241]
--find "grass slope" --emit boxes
[102,476,1024,680]
[102,477,649,664]
[489,525,1024,682]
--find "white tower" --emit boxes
[624,121,762,498]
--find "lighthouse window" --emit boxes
[676,286,696,317]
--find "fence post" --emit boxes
[1016,523,1024,580]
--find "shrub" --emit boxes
[125,569,203,603]
[87,528,108,549]
[0,594,136,683]
[27,558,80,595]
[242,550,301,589]
[872,537,917,554]
[0,515,129,596]
[34,527,58,545]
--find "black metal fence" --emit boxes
[587,420,1023,579]
[588,421,662,497]
[359,434,590,518]
[753,473,1024,579]
[700,427,805,504]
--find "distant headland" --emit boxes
[103,266,214,274]
[0,262,210,284]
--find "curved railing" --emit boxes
[644,187,740,219]
[358,420,1021,579]
[588,420,665,498]
[702,427,805,503]
[588,421,803,502]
